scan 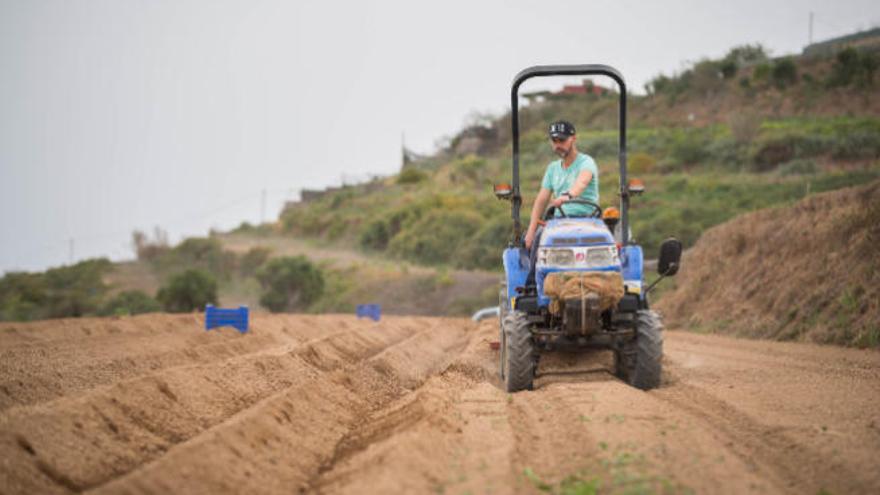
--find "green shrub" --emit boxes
[455,215,511,270]
[752,63,771,84]
[827,47,878,88]
[451,155,487,183]
[0,259,114,320]
[0,272,47,321]
[100,290,161,316]
[770,58,798,89]
[239,247,272,277]
[156,269,218,313]
[43,258,113,318]
[397,167,427,184]
[256,256,324,312]
[359,218,391,250]
[388,210,482,265]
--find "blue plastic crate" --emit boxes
[356,304,381,322]
[205,305,249,333]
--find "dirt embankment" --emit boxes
[657,179,880,347]
[1,313,879,494]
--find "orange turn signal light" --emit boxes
[493,183,512,200]
[627,178,645,195]
[602,206,620,220]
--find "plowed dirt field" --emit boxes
[1,314,878,494]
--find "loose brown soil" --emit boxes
[1,314,878,494]
[657,179,880,347]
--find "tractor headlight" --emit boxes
[537,246,618,268]
[586,246,617,267]
[537,248,575,267]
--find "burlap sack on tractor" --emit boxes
[543,271,625,314]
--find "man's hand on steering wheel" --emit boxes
[550,195,569,209]
[543,196,602,219]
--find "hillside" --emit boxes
[657,179,880,347]
[279,42,880,273]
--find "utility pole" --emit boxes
[68,238,74,264]
[809,11,814,45]
[260,189,266,225]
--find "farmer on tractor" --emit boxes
[524,120,600,283]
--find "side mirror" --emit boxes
[657,238,682,276]
[627,178,645,195]
[493,183,512,200]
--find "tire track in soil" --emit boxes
[86,319,470,495]
[0,316,430,494]
[3,316,879,495]
[652,382,864,494]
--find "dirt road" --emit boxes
[1,314,878,494]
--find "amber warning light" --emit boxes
[627,178,645,195]
[493,183,513,200]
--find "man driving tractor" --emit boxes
[524,120,600,281]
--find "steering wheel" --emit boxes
[542,198,602,220]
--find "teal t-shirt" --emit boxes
[541,152,599,216]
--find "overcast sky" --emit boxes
[2,0,878,273]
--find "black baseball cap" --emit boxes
[549,120,576,139]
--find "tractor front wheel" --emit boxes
[502,310,535,392]
[614,309,663,390]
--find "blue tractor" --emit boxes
[494,65,682,392]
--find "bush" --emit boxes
[156,269,218,313]
[359,218,391,250]
[256,256,325,312]
[752,63,771,84]
[388,210,482,265]
[770,58,798,89]
[397,168,427,185]
[0,272,47,321]
[827,47,878,88]
[0,258,114,321]
[455,215,511,270]
[450,155,487,183]
[100,290,161,316]
[43,258,113,318]
[239,247,272,277]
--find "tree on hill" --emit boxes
[156,269,218,313]
[256,256,324,312]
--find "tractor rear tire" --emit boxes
[503,310,535,392]
[614,309,663,390]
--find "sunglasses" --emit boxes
[550,136,570,143]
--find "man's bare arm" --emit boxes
[551,170,593,208]
[569,170,592,197]
[525,188,552,249]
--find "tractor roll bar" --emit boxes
[510,64,629,246]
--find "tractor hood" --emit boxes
[540,218,614,247]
